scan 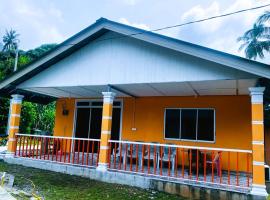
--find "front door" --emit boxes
[74,100,121,152]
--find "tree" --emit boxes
[0,98,10,135]
[26,44,57,60]
[19,102,55,134]
[238,11,270,60]
[2,29,19,52]
[0,36,57,135]
[237,24,270,60]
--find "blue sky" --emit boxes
[0,0,269,62]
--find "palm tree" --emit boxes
[2,29,20,71]
[237,24,270,60]
[2,29,19,52]
[238,10,270,60]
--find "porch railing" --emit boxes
[108,140,252,190]
[15,134,101,168]
[14,134,252,191]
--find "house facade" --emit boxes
[0,18,269,197]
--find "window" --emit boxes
[197,109,215,141]
[91,101,103,106]
[164,108,215,142]
[77,102,90,106]
[76,100,122,108]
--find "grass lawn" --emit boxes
[0,160,184,200]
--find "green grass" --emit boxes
[0,160,184,200]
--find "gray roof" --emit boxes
[0,17,269,103]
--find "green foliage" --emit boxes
[20,102,37,134]
[20,102,55,134]
[0,56,15,80]
[0,98,10,135]
[26,43,57,60]
[0,136,8,146]
[0,161,181,200]
[18,55,31,66]
[0,32,57,135]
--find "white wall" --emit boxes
[18,32,257,89]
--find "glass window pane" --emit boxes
[165,109,180,139]
[91,101,103,106]
[181,109,197,140]
[113,102,121,106]
[197,109,215,141]
[77,102,90,106]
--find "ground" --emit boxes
[0,160,183,200]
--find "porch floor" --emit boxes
[15,151,251,194]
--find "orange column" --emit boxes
[249,87,268,196]
[7,94,24,155]
[97,92,116,171]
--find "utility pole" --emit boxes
[13,39,19,72]
[13,47,18,72]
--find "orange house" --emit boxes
[0,18,269,197]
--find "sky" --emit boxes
[0,0,270,63]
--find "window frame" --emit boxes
[163,108,216,143]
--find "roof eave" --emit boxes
[0,18,269,102]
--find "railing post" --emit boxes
[249,87,268,196]
[7,94,24,156]
[97,92,116,172]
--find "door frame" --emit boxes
[72,98,123,145]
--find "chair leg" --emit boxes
[138,155,142,169]
[123,154,126,167]
[172,158,175,174]
[157,156,160,170]
[216,162,220,176]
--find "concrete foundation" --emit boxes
[2,157,267,200]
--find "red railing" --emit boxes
[15,134,100,167]
[14,134,252,190]
[108,140,252,190]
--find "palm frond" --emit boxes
[238,41,249,51]
[2,29,19,52]
[257,11,270,24]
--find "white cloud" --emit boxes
[119,18,150,30]
[0,0,65,50]
[181,1,221,33]
[177,0,270,60]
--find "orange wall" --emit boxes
[122,96,251,149]
[121,96,252,171]
[54,98,75,137]
[54,98,75,152]
[54,96,252,171]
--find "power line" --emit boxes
[65,3,270,46]
[152,3,270,32]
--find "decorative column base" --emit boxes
[96,163,108,172]
[250,184,268,196]
[3,151,15,158]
